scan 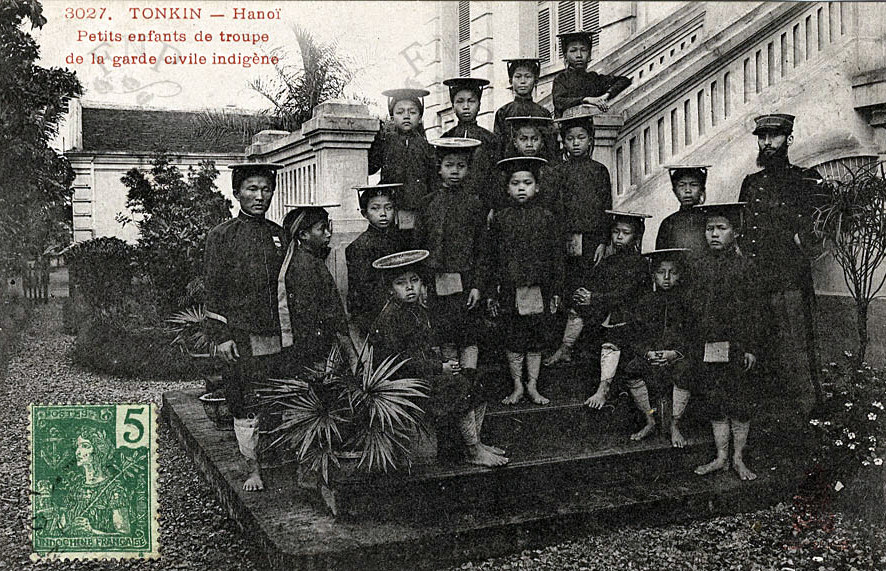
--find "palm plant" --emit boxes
[812,160,886,366]
[258,346,429,486]
[164,304,215,357]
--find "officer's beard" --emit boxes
[756,143,790,169]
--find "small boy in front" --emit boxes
[623,248,697,445]
[487,157,562,406]
[441,77,498,213]
[495,116,557,213]
[656,165,710,255]
[346,183,405,334]
[369,250,507,468]
[494,58,559,162]
[545,107,613,367]
[368,88,436,235]
[552,31,632,118]
[690,202,760,481]
[415,138,488,378]
[578,211,651,421]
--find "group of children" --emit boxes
[256,31,764,478]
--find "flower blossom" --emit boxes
[869,413,878,421]
[875,458,883,466]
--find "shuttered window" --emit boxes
[459,45,471,77]
[581,1,601,53]
[557,1,576,59]
[538,7,551,65]
[458,1,471,76]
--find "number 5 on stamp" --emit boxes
[29,404,159,561]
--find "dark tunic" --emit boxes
[415,183,489,345]
[655,206,709,255]
[738,163,823,293]
[570,248,648,328]
[547,156,613,246]
[281,247,350,370]
[488,201,563,351]
[552,67,632,117]
[369,301,476,417]
[345,225,405,331]
[367,122,437,211]
[493,97,560,163]
[203,212,287,343]
[623,287,697,390]
[442,122,499,211]
[690,248,761,420]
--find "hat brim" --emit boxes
[283,202,341,209]
[382,88,430,99]
[228,162,286,170]
[506,116,554,124]
[430,137,482,150]
[372,250,430,270]
[605,210,652,219]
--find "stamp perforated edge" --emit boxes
[29,403,161,561]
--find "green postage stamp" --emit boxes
[29,404,160,561]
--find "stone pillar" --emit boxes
[592,113,625,175]
[301,100,380,235]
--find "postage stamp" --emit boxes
[29,404,159,561]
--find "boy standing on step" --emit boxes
[691,202,761,481]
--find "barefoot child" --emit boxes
[441,77,498,212]
[623,248,697,444]
[552,31,631,117]
[415,138,488,377]
[204,162,288,492]
[369,250,507,467]
[346,183,405,334]
[487,157,562,406]
[579,211,651,424]
[494,58,559,162]
[656,165,710,255]
[691,202,761,481]
[368,88,436,235]
[545,107,613,367]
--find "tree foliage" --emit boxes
[0,0,82,274]
[117,154,232,314]
[813,160,886,366]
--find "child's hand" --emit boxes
[743,352,757,371]
[466,288,481,310]
[582,95,610,112]
[216,340,239,364]
[443,360,461,375]
[550,295,560,314]
[593,243,607,265]
[487,298,500,318]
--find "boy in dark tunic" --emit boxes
[368,88,436,233]
[552,31,632,118]
[370,250,507,468]
[204,162,287,492]
[492,116,557,213]
[346,183,405,334]
[656,165,710,256]
[487,157,563,406]
[494,58,559,162]
[277,203,360,376]
[624,248,697,445]
[545,107,613,366]
[578,212,651,417]
[415,138,488,374]
[691,203,761,481]
[441,77,499,213]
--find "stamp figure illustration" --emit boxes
[29,404,159,561]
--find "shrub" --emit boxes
[66,237,135,311]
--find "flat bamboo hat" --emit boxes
[557,31,594,54]
[354,183,401,209]
[663,164,711,183]
[227,161,286,171]
[694,202,747,227]
[430,137,481,158]
[554,105,597,131]
[502,58,541,78]
[496,156,548,176]
[644,248,691,266]
[372,249,430,273]
[442,77,490,101]
[381,88,430,116]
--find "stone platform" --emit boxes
[162,366,813,570]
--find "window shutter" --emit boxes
[557,1,577,59]
[538,8,551,65]
[459,45,471,77]
[581,1,601,53]
[458,1,471,43]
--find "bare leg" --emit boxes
[525,352,549,405]
[731,419,757,480]
[503,351,525,405]
[628,379,656,440]
[544,311,582,367]
[474,403,505,455]
[459,409,508,467]
[585,343,619,409]
[695,420,730,475]
[671,386,691,448]
[234,417,264,491]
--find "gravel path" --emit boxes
[2,303,885,570]
[0,302,266,570]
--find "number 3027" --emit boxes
[65,7,107,19]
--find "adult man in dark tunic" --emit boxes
[204,162,287,492]
[738,114,824,413]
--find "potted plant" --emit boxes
[257,345,430,514]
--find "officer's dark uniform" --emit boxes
[738,114,823,411]
[204,211,287,417]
